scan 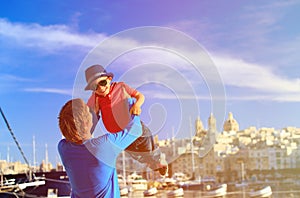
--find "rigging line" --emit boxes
[0,107,31,173]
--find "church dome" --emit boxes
[223,112,239,132]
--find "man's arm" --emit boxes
[84,115,142,167]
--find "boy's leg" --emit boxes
[125,122,168,176]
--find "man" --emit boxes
[58,98,142,198]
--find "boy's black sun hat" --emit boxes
[84,65,114,90]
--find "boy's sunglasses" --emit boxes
[94,79,108,90]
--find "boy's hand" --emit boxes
[129,105,142,115]
[131,92,144,115]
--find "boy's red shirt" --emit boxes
[87,82,138,133]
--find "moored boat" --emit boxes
[204,183,227,197]
[120,186,129,196]
[167,187,184,197]
[127,172,148,191]
[157,177,178,189]
[172,172,189,183]
[0,176,46,193]
[249,185,272,197]
[1,171,71,197]
[179,179,204,190]
[143,187,158,196]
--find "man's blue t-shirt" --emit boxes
[58,115,142,198]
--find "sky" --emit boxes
[0,0,299,166]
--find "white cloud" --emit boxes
[1,18,299,102]
[213,55,300,93]
[255,0,300,9]
[0,74,35,82]
[85,35,300,102]
[0,18,107,50]
[0,74,36,92]
[211,54,300,102]
[112,48,300,102]
[23,88,72,95]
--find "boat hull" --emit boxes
[249,186,272,198]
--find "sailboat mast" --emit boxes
[189,117,195,173]
[33,136,36,172]
[0,171,3,187]
[172,127,176,156]
[45,144,48,172]
[7,146,10,163]
[122,151,126,186]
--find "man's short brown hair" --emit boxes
[58,98,90,144]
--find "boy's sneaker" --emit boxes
[155,164,168,177]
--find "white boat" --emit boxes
[172,172,188,182]
[118,152,133,194]
[157,177,178,189]
[167,187,184,197]
[180,179,204,190]
[131,178,148,191]
[118,174,128,188]
[205,183,227,197]
[0,178,16,186]
[18,179,46,190]
[235,181,248,188]
[118,176,133,195]
[0,177,46,193]
[120,186,129,196]
[127,172,148,191]
[143,187,158,196]
[249,185,272,197]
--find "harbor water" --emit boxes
[126,190,300,198]
[125,184,300,198]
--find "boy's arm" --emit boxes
[87,94,100,133]
[129,91,145,115]
[90,109,100,134]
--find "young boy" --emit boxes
[84,64,168,176]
